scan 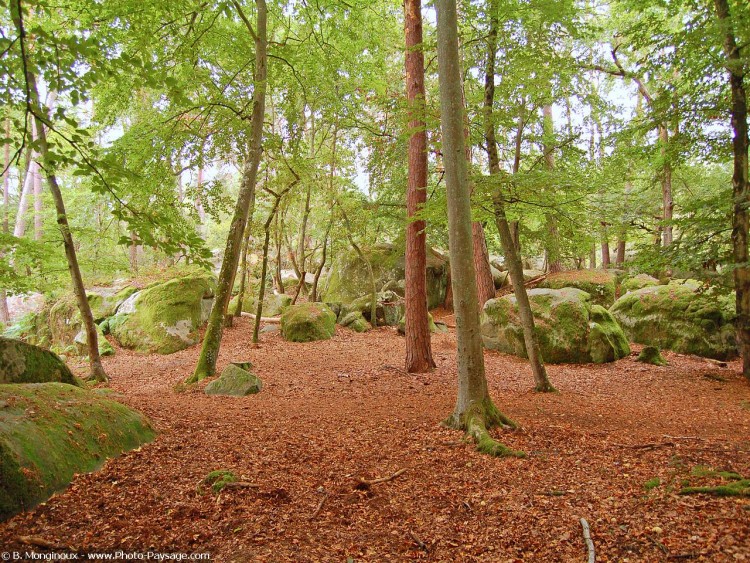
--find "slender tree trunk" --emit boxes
[295,184,312,295]
[616,238,626,267]
[542,105,562,273]
[589,245,597,269]
[233,221,253,317]
[254,185,292,343]
[310,222,331,303]
[601,230,611,268]
[404,0,436,373]
[33,158,42,240]
[14,158,34,238]
[483,0,554,392]
[714,0,750,380]
[436,0,520,456]
[473,222,496,306]
[1,118,10,323]
[339,204,378,326]
[189,0,267,382]
[659,125,673,246]
[24,75,106,381]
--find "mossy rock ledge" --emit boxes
[538,269,617,307]
[205,364,262,397]
[0,383,155,521]
[228,292,291,317]
[481,287,630,364]
[281,303,336,342]
[109,273,216,354]
[0,337,79,386]
[609,281,737,360]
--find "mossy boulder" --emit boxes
[610,281,737,360]
[322,243,448,310]
[522,269,546,282]
[492,267,510,289]
[281,303,336,342]
[621,274,660,293]
[204,364,262,397]
[539,269,617,307]
[74,324,115,357]
[228,292,291,317]
[341,290,404,327]
[0,338,79,386]
[87,286,139,322]
[339,311,372,333]
[109,273,216,354]
[0,383,155,521]
[637,346,668,366]
[481,287,630,364]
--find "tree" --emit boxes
[403,0,436,373]
[714,0,749,380]
[435,0,521,457]
[189,0,267,383]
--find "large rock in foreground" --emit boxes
[610,281,737,359]
[205,364,262,397]
[482,288,630,364]
[0,337,79,386]
[538,269,617,307]
[0,383,155,521]
[109,273,216,354]
[281,303,336,342]
[322,243,448,310]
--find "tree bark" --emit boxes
[436,0,520,456]
[404,0,436,373]
[483,0,554,392]
[1,118,10,323]
[659,125,673,246]
[542,105,562,273]
[473,222,496,306]
[616,238,626,267]
[189,0,267,382]
[714,0,750,380]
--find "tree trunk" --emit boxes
[33,158,42,240]
[435,0,520,456]
[24,75,106,381]
[601,230,611,268]
[483,0,554,393]
[659,125,673,246]
[472,222,496,306]
[404,0,436,373]
[589,245,597,269]
[189,0,267,382]
[616,238,626,267]
[233,219,254,317]
[714,0,750,380]
[253,185,292,343]
[1,118,10,323]
[542,105,562,273]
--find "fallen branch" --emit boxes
[17,535,69,550]
[221,481,260,490]
[612,442,675,450]
[647,534,669,555]
[409,530,428,551]
[580,518,595,563]
[240,312,282,323]
[310,492,328,520]
[356,468,407,488]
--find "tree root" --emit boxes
[445,398,525,458]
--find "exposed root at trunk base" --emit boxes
[444,399,525,458]
[534,382,558,393]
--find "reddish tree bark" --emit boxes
[404,0,435,373]
[472,222,496,307]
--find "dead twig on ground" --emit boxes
[647,534,669,555]
[221,481,260,490]
[409,529,428,551]
[17,535,69,550]
[580,518,595,563]
[310,492,328,520]
[356,468,407,489]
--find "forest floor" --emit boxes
[1,311,749,562]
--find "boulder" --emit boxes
[74,324,115,357]
[342,290,404,327]
[481,287,630,364]
[0,337,79,386]
[491,267,510,289]
[637,346,667,366]
[609,281,736,360]
[322,243,448,310]
[339,311,372,333]
[621,274,660,293]
[87,285,139,322]
[109,273,216,354]
[228,292,291,317]
[205,364,262,396]
[281,303,337,342]
[397,312,439,335]
[538,269,617,307]
[0,383,155,521]
[522,269,546,282]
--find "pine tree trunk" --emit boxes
[436,0,520,456]
[404,0,436,373]
[714,0,750,380]
[483,0,554,392]
[616,239,626,267]
[189,0,267,382]
[601,233,611,268]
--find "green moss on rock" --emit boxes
[397,313,439,335]
[204,364,262,396]
[281,303,336,342]
[339,311,372,333]
[0,337,79,386]
[229,292,291,317]
[0,383,155,521]
[621,274,660,293]
[637,346,667,366]
[539,270,617,307]
[610,281,737,360]
[109,273,217,354]
[481,287,630,364]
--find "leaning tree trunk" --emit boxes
[24,75,107,382]
[714,0,750,380]
[436,0,521,457]
[483,0,554,393]
[189,0,267,383]
[404,0,436,373]
[472,222,496,307]
[310,217,332,303]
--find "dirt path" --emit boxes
[2,317,749,561]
